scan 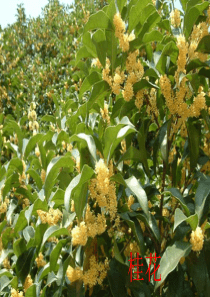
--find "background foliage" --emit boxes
[0,0,210,296]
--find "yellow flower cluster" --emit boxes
[66,266,83,283]
[113,13,135,52]
[28,102,39,134]
[71,221,88,246]
[85,204,107,238]
[201,132,210,173]
[11,289,24,297]
[146,88,158,120]
[127,195,135,210]
[190,226,204,252]
[0,196,9,214]
[3,257,10,269]
[24,274,33,292]
[189,22,209,62]
[160,74,207,137]
[100,103,110,124]
[41,169,46,183]
[37,208,62,225]
[35,252,46,268]
[91,58,102,68]
[83,255,109,287]
[162,208,170,217]
[170,9,181,27]
[89,159,117,221]
[124,241,140,257]
[22,198,30,209]
[176,35,188,74]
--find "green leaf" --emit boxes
[51,189,65,208]
[167,188,191,216]
[196,35,210,53]
[156,41,179,74]
[129,0,153,32]
[27,169,42,190]
[154,241,192,291]
[122,216,145,257]
[117,0,127,13]
[187,118,200,172]
[79,71,101,99]
[112,174,149,220]
[142,30,163,43]
[186,58,208,73]
[186,250,210,296]
[184,2,209,39]
[16,247,36,284]
[75,46,94,65]
[113,240,125,265]
[45,156,74,201]
[117,146,142,164]
[69,133,97,162]
[133,79,158,92]
[14,210,28,235]
[195,175,210,223]
[103,117,136,163]
[24,134,43,159]
[40,115,56,124]
[25,284,36,297]
[13,238,27,257]
[83,11,113,33]
[105,29,118,73]
[204,222,210,230]
[173,208,198,232]
[41,226,69,249]
[107,258,128,297]
[64,164,94,219]
[4,120,23,154]
[138,9,161,40]
[137,120,151,178]
[82,32,97,57]
[50,239,68,271]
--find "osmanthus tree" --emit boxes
[0,0,210,296]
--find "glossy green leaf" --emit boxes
[45,155,74,201]
[154,241,192,291]
[13,238,27,257]
[196,35,210,53]
[117,0,127,13]
[24,133,43,159]
[41,226,69,249]
[173,208,198,232]
[187,119,200,172]
[69,133,97,161]
[83,11,113,33]
[82,32,97,57]
[64,164,94,218]
[184,2,209,38]
[129,0,153,32]
[40,115,56,124]
[111,173,149,220]
[16,247,36,284]
[195,175,210,223]
[25,284,36,297]
[27,169,42,190]
[167,188,190,216]
[79,71,101,99]
[50,239,68,271]
[107,258,128,297]
[103,117,136,163]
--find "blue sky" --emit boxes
[0,0,182,29]
[0,0,74,29]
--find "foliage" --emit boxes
[0,0,210,296]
